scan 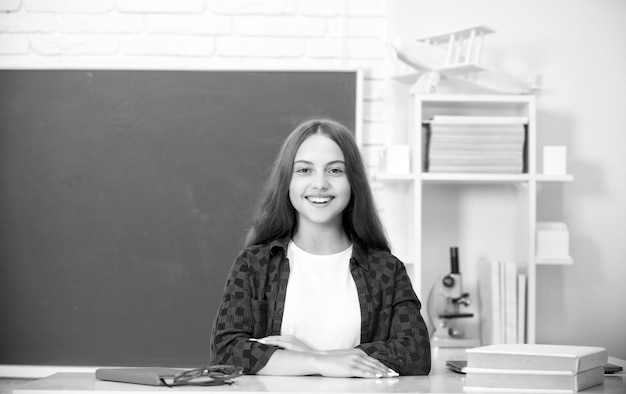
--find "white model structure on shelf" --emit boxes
[388,25,537,94]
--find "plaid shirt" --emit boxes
[210,237,431,375]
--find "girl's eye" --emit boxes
[328,168,344,175]
[295,167,311,174]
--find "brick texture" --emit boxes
[24,0,113,13]
[0,0,21,12]
[0,0,389,145]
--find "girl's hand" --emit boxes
[316,350,399,378]
[251,334,315,353]
[252,338,399,378]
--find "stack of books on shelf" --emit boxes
[478,260,527,346]
[426,115,527,174]
[463,344,608,392]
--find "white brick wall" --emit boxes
[0,0,390,146]
[117,0,204,14]
[209,0,297,15]
[24,0,114,13]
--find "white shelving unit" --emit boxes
[373,93,573,345]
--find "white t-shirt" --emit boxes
[281,240,361,351]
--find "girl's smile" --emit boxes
[306,195,334,204]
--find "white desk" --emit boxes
[12,356,626,393]
[13,373,455,393]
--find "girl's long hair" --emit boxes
[245,117,390,253]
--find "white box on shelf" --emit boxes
[543,146,567,175]
[385,145,411,174]
[536,222,572,265]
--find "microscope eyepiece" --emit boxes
[450,246,459,274]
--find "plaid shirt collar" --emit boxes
[268,235,371,271]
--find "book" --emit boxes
[429,124,526,135]
[428,141,525,152]
[429,133,526,143]
[447,360,622,375]
[497,262,506,342]
[431,115,529,125]
[96,365,244,387]
[466,344,608,373]
[429,154,523,162]
[428,164,523,173]
[503,261,518,344]
[463,365,604,392]
[96,367,184,386]
[478,260,503,345]
[517,273,527,344]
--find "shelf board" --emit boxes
[536,174,574,182]
[375,172,530,183]
[375,172,574,184]
[414,93,534,104]
[421,173,530,183]
[536,257,574,265]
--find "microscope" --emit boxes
[427,247,480,347]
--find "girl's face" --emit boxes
[289,133,351,230]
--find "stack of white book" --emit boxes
[463,344,608,392]
[427,116,527,174]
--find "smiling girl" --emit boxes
[210,118,431,377]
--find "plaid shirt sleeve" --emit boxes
[209,248,279,374]
[355,253,431,375]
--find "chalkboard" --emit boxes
[0,69,358,367]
